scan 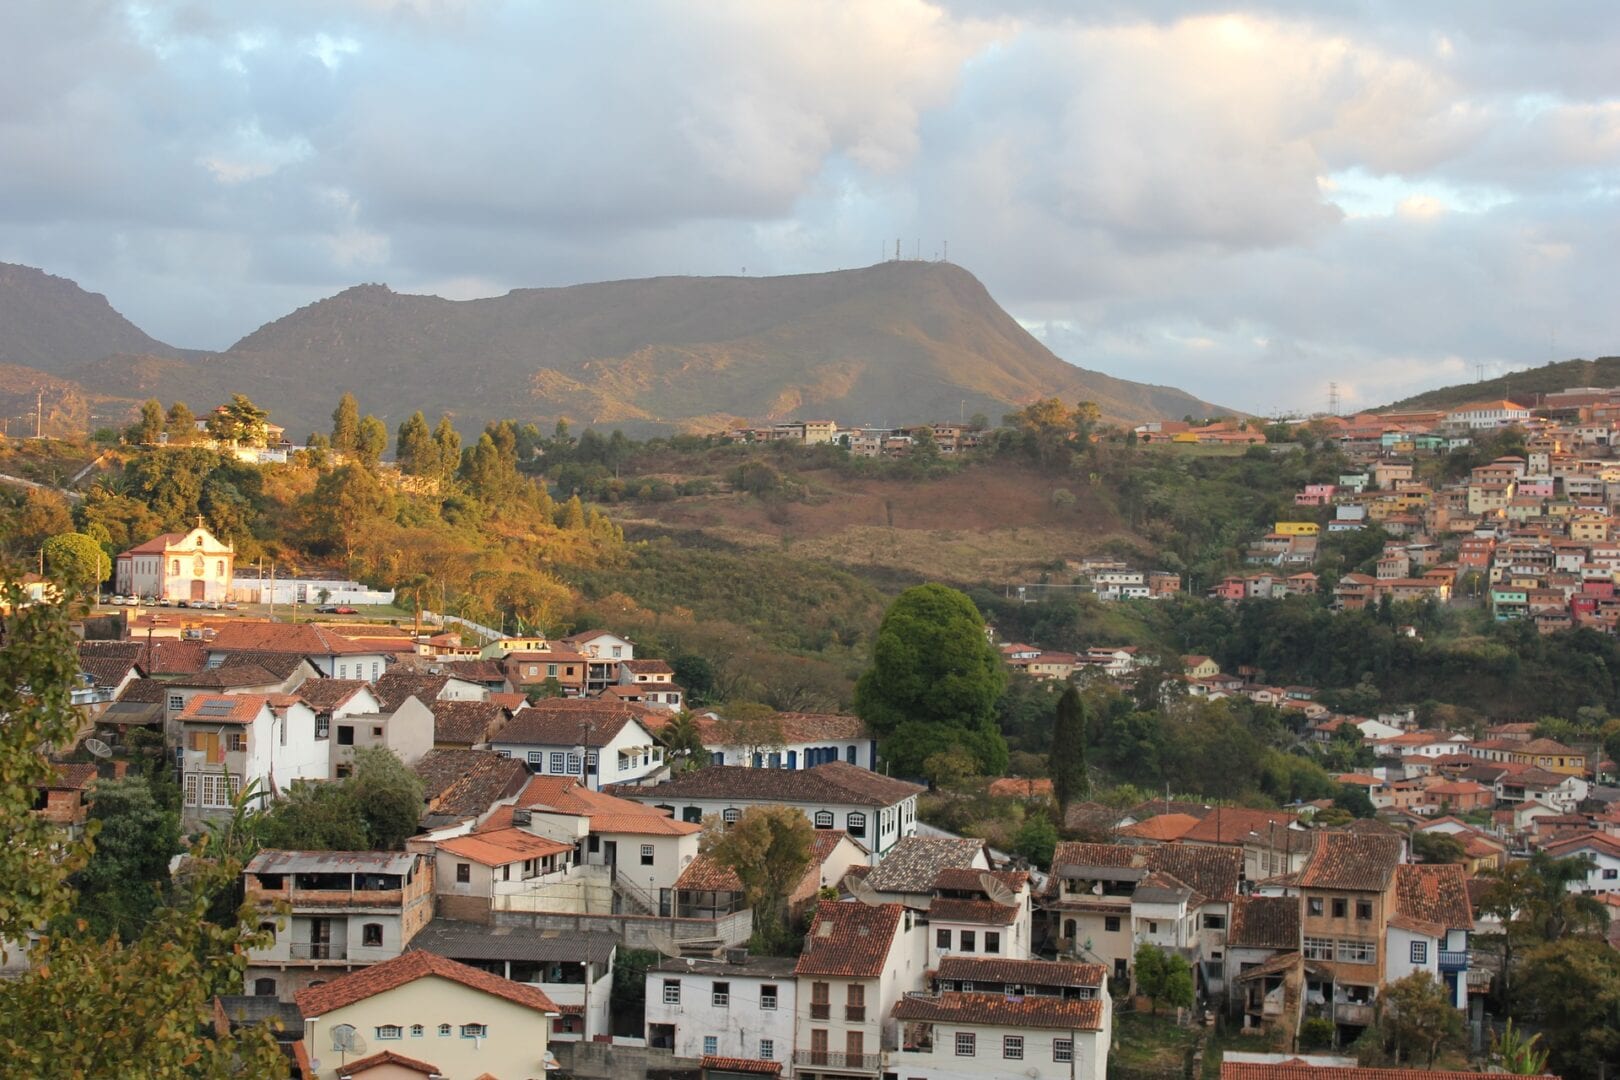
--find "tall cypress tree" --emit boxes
[1051,685,1089,811]
[331,392,360,452]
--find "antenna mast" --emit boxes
[1327,382,1340,417]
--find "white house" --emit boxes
[926,869,1035,968]
[1384,864,1474,1009]
[645,953,798,1068]
[292,678,435,778]
[697,710,879,771]
[618,761,924,858]
[1540,833,1620,893]
[176,693,326,820]
[1445,400,1532,429]
[114,524,234,603]
[794,901,927,1075]
[892,988,1111,1080]
[489,701,666,791]
[205,622,394,682]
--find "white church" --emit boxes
[114,522,235,603]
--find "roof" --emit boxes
[1050,842,1242,903]
[372,671,452,712]
[1229,896,1302,950]
[794,901,904,977]
[496,699,655,747]
[987,777,1054,799]
[294,950,558,1018]
[892,991,1105,1032]
[409,921,617,965]
[1299,833,1403,892]
[1221,1066,1552,1080]
[934,867,1029,894]
[1181,807,1300,845]
[699,1057,781,1076]
[625,761,923,809]
[928,897,1022,925]
[429,699,506,745]
[651,954,799,978]
[293,678,371,712]
[333,1049,440,1077]
[1541,831,1620,859]
[437,827,573,866]
[620,658,673,674]
[1391,864,1473,935]
[45,763,100,791]
[169,663,281,690]
[216,650,312,681]
[116,677,169,704]
[675,854,744,893]
[412,749,529,823]
[933,956,1106,988]
[1120,813,1202,841]
[864,837,987,894]
[246,850,417,876]
[488,775,700,837]
[176,694,270,725]
[207,621,377,657]
[119,531,189,555]
[77,649,139,688]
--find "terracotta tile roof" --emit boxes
[208,621,377,656]
[1220,1065,1552,1080]
[1050,842,1242,903]
[933,868,1029,894]
[1391,864,1472,936]
[176,694,270,725]
[1229,896,1301,950]
[1299,832,1403,892]
[1061,801,1128,834]
[699,1057,780,1076]
[437,827,573,866]
[927,897,1022,925]
[46,763,100,791]
[429,699,506,745]
[864,837,987,893]
[1541,831,1620,859]
[1051,841,1139,873]
[932,956,1106,989]
[810,828,866,864]
[294,950,557,1019]
[497,699,655,747]
[1181,807,1300,845]
[77,649,139,689]
[293,678,371,712]
[333,1049,441,1076]
[116,677,168,704]
[987,777,1054,799]
[621,658,673,674]
[628,761,923,809]
[487,692,528,710]
[216,650,312,681]
[1120,813,1202,841]
[412,749,529,822]
[1519,738,1582,755]
[119,531,188,555]
[892,990,1105,1032]
[675,854,743,892]
[372,671,452,712]
[514,774,664,816]
[434,659,509,682]
[169,663,281,690]
[795,901,904,977]
[82,637,210,675]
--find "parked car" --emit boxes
[111,594,127,605]
[333,605,358,615]
[224,601,240,610]
[204,600,221,610]
[176,600,191,609]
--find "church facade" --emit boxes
[114,524,235,603]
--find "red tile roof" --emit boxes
[1229,896,1301,949]
[675,854,744,892]
[927,897,1022,925]
[795,901,904,977]
[932,956,1106,988]
[294,950,558,1018]
[437,827,573,867]
[1180,807,1299,845]
[987,777,1054,799]
[497,699,656,747]
[1299,833,1403,892]
[1120,813,1202,841]
[1391,864,1473,935]
[428,699,506,745]
[176,694,270,724]
[293,678,372,712]
[892,991,1105,1032]
[337,1049,442,1076]
[699,1057,781,1076]
[208,621,378,656]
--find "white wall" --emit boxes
[645,970,797,1065]
[889,1019,1109,1080]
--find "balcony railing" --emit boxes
[792,1050,881,1072]
[1438,950,1470,971]
[1334,1002,1374,1027]
[810,1002,830,1020]
[289,941,348,961]
[845,1005,866,1021]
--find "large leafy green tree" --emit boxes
[204,394,269,445]
[331,391,360,452]
[396,411,438,475]
[348,748,425,849]
[70,777,181,942]
[355,414,388,469]
[854,584,1008,776]
[703,805,813,954]
[41,532,110,592]
[1514,937,1620,1079]
[1381,972,1463,1067]
[1050,685,1089,811]
[258,781,369,851]
[163,401,195,443]
[129,399,165,444]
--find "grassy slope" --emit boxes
[1390,355,1620,410]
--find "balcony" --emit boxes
[1438,950,1470,972]
[1334,1002,1374,1027]
[845,1005,866,1021]
[289,941,348,961]
[792,1050,881,1073]
[249,884,405,910]
[810,1002,830,1020]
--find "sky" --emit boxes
[3,1,1619,415]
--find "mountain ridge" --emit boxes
[1388,356,1620,411]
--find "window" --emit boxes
[1307,897,1324,917]
[184,773,199,806]
[527,751,543,767]
[410,1025,424,1038]
[1356,899,1373,921]
[761,985,777,1011]
[1332,898,1347,919]
[845,745,856,764]
[985,931,1001,954]
[337,726,354,746]
[641,844,655,866]
[567,752,581,775]
[937,928,951,949]
[813,810,834,829]
[955,1032,976,1057]
[377,1025,402,1040]
[1202,913,1227,930]
[547,663,558,678]
[1104,916,1121,932]
[455,863,471,884]
[549,751,566,774]
[438,1024,451,1037]
[846,983,865,1020]
[226,732,246,752]
[1303,936,1334,961]
[460,1024,487,1039]
[338,665,346,678]
[846,812,867,838]
[363,923,383,947]
[1148,921,1158,934]
[586,750,598,773]
[811,981,830,1019]
[253,977,276,996]
[722,807,740,824]
[371,662,379,680]
[612,645,622,658]
[1053,1038,1074,1063]
[713,982,730,1007]
[662,980,681,1005]
[759,1038,774,1060]
[316,714,329,739]
[1336,938,1376,964]
[960,930,976,952]
[1410,941,1428,964]
[169,694,185,713]
[1004,1035,1024,1060]
[703,1036,718,1056]
[1605,868,1618,881]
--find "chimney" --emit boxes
[110,760,129,780]
[725,947,748,965]
[512,808,532,827]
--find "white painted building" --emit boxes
[176,693,326,819]
[230,574,395,606]
[489,704,666,791]
[793,901,928,1077]
[698,710,878,772]
[645,954,799,1067]
[114,525,234,603]
[1540,834,1620,893]
[1384,864,1474,1009]
[891,990,1111,1080]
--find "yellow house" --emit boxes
[1274,521,1320,536]
[1506,739,1587,777]
[295,950,559,1080]
[1182,655,1220,679]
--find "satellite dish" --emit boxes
[83,738,112,759]
[980,872,1019,907]
[647,928,682,958]
[848,877,883,906]
[331,1024,366,1055]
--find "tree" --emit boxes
[129,399,165,444]
[714,702,785,763]
[559,493,587,530]
[1514,937,1620,1079]
[432,416,462,481]
[204,394,269,445]
[396,411,437,475]
[70,777,181,942]
[16,488,74,551]
[1492,1019,1551,1075]
[307,465,394,564]
[163,400,195,443]
[1411,831,1467,865]
[1133,943,1191,1015]
[348,748,425,850]
[258,781,368,851]
[331,392,360,452]
[1381,972,1463,1067]
[1012,812,1058,869]
[703,806,813,954]
[660,711,708,770]
[355,414,388,469]
[854,584,1008,776]
[42,532,110,592]
[1050,685,1090,811]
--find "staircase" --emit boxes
[611,872,659,916]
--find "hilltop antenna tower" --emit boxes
[895,238,902,262]
[1328,382,1340,417]
[35,388,43,438]
[942,240,948,263]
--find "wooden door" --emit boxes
[810,1028,828,1065]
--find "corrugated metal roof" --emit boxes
[245,849,417,875]
[409,921,618,964]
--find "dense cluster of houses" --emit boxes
[722,419,986,458]
[1216,392,1620,629]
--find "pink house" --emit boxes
[1295,483,1338,506]
[1211,577,1246,601]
